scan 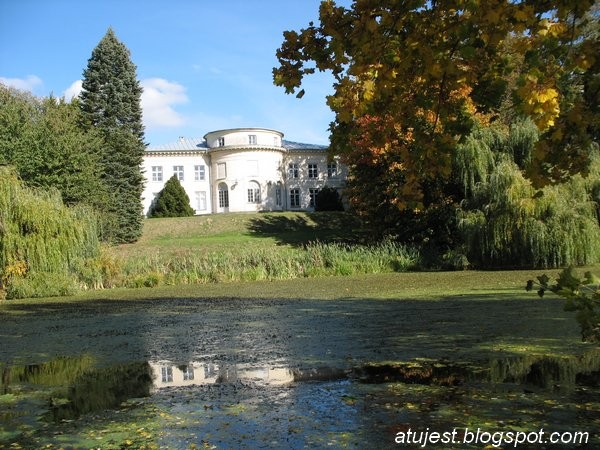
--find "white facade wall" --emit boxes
[142,152,212,215]
[284,151,346,210]
[142,128,346,216]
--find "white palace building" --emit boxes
[142,127,346,216]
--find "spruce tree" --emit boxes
[80,28,146,243]
[148,175,195,218]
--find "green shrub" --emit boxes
[456,121,600,269]
[7,272,79,299]
[148,175,194,218]
[315,186,344,211]
[441,250,470,270]
[75,245,123,289]
[460,158,600,268]
[528,267,600,343]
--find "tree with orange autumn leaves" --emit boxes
[273,0,599,219]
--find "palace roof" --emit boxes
[147,138,328,152]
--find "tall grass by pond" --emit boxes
[1,210,421,299]
[85,239,419,289]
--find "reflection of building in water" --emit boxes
[151,362,218,388]
[150,361,294,390]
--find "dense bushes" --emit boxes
[315,186,344,211]
[0,85,112,237]
[456,120,600,269]
[0,166,100,299]
[459,157,600,268]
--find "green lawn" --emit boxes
[113,211,363,257]
[6,267,564,304]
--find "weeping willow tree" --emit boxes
[456,119,600,268]
[0,166,100,299]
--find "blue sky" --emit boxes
[0,0,350,146]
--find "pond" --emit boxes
[1,296,599,448]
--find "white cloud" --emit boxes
[141,78,189,128]
[63,79,82,100]
[0,75,43,92]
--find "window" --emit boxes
[218,137,225,147]
[247,160,258,176]
[275,186,282,207]
[308,163,318,179]
[182,365,195,381]
[249,134,257,145]
[194,165,205,181]
[217,162,227,179]
[290,188,300,208]
[309,188,319,207]
[161,366,173,383]
[274,136,280,146]
[151,166,163,182]
[204,363,217,379]
[247,181,261,204]
[288,163,299,179]
[327,162,338,178]
[195,191,207,211]
[218,183,229,208]
[173,165,184,181]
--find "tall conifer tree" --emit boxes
[80,28,146,243]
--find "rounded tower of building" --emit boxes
[204,128,286,213]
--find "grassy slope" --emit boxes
[5,211,590,345]
[113,211,363,257]
[7,211,580,303]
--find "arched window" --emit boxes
[247,181,261,204]
[218,182,229,208]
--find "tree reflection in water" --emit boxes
[2,356,153,422]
